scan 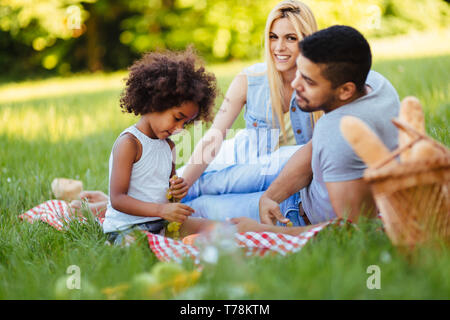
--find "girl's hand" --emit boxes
[169,176,189,201]
[160,203,195,223]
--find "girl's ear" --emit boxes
[337,82,357,101]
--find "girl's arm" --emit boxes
[182,73,248,188]
[109,134,193,222]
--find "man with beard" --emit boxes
[231,25,400,234]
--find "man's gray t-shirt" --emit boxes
[300,70,400,224]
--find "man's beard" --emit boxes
[296,92,336,114]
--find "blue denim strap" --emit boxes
[278,192,306,227]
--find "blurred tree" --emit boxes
[0,0,448,78]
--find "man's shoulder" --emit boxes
[313,111,345,139]
[312,113,347,158]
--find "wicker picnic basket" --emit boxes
[364,119,450,247]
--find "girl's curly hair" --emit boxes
[120,47,217,123]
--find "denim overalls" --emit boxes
[180,63,313,226]
[241,62,313,152]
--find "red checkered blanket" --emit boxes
[19,200,349,264]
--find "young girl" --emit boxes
[102,49,218,245]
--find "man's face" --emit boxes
[291,53,338,113]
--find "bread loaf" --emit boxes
[399,96,425,161]
[340,116,392,168]
[51,178,83,202]
[409,140,445,161]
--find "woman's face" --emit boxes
[269,17,300,74]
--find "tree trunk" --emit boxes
[86,10,103,72]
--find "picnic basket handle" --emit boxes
[371,118,449,170]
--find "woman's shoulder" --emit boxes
[241,62,268,87]
[242,62,267,76]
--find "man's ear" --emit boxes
[337,82,357,101]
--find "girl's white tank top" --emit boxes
[102,125,172,233]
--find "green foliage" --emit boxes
[0,0,449,78]
[305,0,450,37]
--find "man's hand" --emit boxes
[259,195,290,225]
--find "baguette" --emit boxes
[409,140,445,161]
[399,96,425,161]
[340,116,392,168]
[51,178,83,202]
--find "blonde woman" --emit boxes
[177,1,323,224]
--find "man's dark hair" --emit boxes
[299,25,372,92]
[120,47,217,122]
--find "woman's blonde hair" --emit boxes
[264,0,323,141]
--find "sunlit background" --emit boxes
[0,0,448,150]
[1,0,449,76]
[0,0,449,169]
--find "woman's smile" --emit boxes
[270,18,300,74]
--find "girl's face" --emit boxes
[143,101,199,140]
[269,17,301,75]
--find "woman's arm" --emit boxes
[182,73,248,188]
[167,138,189,201]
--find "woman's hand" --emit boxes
[69,190,108,218]
[169,176,189,201]
[160,203,195,223]
[229,217,269,233]
[79,190,108,203]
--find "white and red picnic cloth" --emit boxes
[19,200,351,265]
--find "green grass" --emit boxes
[0,42,449,299]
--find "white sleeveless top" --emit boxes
[102,125,173,233]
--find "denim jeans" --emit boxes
[179,145,306,226]
[106,220,166,246]
[183,189,306,227]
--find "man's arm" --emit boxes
[325,178,377,222]
[263,141,313,202]
[232,178,376,235]
[259,141,313,224]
